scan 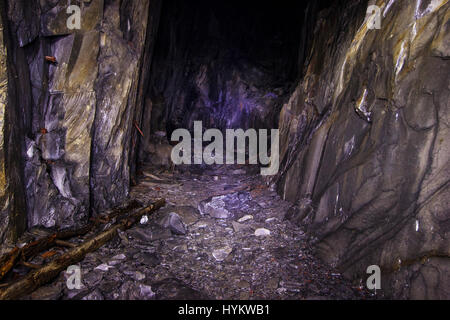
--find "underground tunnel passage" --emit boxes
[0,0,448,301]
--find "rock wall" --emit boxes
[0,0,161,242]
[278,0,449,299]
[90,0,161,213]
[0,0,29,244]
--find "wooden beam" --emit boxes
[0,199,165,300]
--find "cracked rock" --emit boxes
[212,246,233,262]
[255,228,271,237]
[198,196,233,219]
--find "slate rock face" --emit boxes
[0,10,13,243]
[0,3,28,243]
[0,0,162,235]
[90,0,152,214]
[275,0,450,299]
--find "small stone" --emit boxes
[276,287,287,294]
[254,228,271,237]
[154,131,166,137]
[198,196,233,219]
[237,280,250,289]
[108,260,120,266]
[192,220,210,229]
[212,246,233,262]
[140,215,149,225]
[133,271,146,281]
[139,284,156,299]
[175,206,200,225]
[112,254,127,260]
[66,289,90,300]
[123,270,146,282]
[161,212,187,235]
[99,281,119,295]
[239,291,250,300]
[138,253,161,266]
[95,263,113,272]
[232,221,249,233]
[173,244,188,252]
[238,215,253,223]
[258,202,269,208]
[117,229,130,245]
[83,271,104,288]
[267,278,279,290]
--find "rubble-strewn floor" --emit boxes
[21,165,374,300]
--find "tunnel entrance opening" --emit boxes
[144,0,307,135]
[137,0,325,172]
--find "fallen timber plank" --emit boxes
[0,198,165,300]
[0,201,142,282]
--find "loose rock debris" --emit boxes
[14,164,374,300]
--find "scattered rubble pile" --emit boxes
[2,166,375,300]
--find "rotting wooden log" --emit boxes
[55,240,76,248]
[0,200,142,282]
[19,261,41,270]
[0,198,165,300]
[0,248,20,281]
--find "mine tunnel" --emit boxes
[0,0,448,301]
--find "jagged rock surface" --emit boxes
[276,0,450,299]
[0,0,162,237]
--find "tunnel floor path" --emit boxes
[28,165,373,300]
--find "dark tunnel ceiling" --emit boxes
[145,0,341,134]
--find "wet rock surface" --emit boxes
[25,166,373,300]
[0,0,163,237]
[275,0,450,299]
